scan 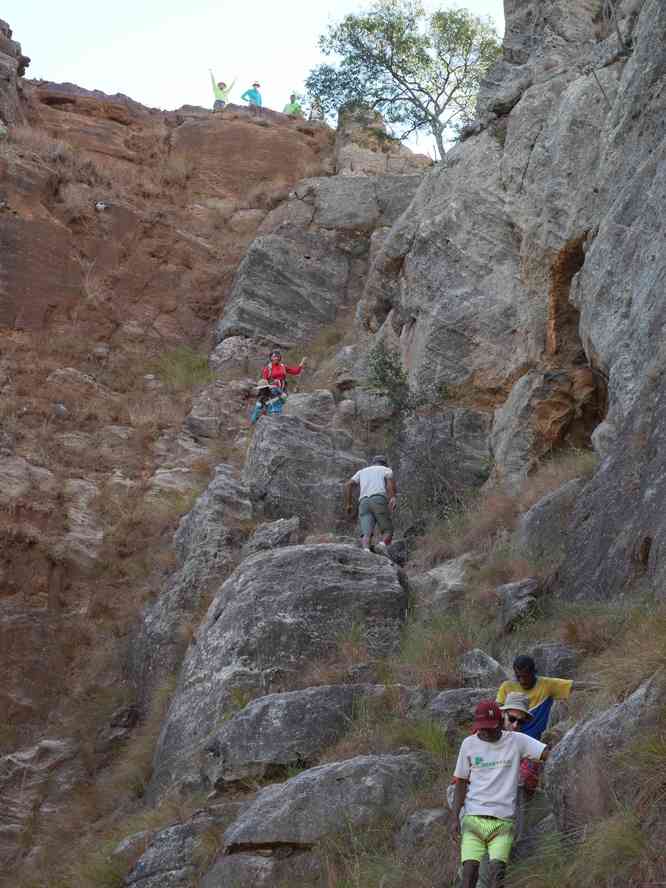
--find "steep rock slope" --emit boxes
[4,0,666,884]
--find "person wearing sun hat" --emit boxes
[241,81,263,113]
[499,692,532,731]
[451,699,549,888]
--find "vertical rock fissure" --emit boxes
[546,236,586,361]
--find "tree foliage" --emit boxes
[306,0,501,159]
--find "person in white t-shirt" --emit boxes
[344,456,397,554]
[451,699,548,888]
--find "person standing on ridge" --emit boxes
[345,456,397,554]
[262,350,306,393]
[451,700,548,888]
[241,81,262,113]
[283,93,303,116]
[209,70,235,112]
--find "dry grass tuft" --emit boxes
[413,448,599,569]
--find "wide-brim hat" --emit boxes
[472,699,503,730]
[253,82,261,87]
[499,692,532,718]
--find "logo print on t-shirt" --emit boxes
[474,756,484,765]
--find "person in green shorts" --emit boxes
[451,700,548,888]
[345,456,397,555]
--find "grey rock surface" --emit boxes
[202,684,383,788]
[294,175,423,232]
[397,410,492,528]
[428,688,495,731]
[0,19,28,124]
[224,753,433,850]
[460,649,508,688]
[149,544,408,797]
[201,850,321,888]
[283,389,336,426]
[497,578,542,634]
[130,465,252,703]
[125,805,244,888]
[518,642,579,679]
[241,516,301,558]
[545,672,666,833]
[216,171,421,350]
[216,224,350,346]
[516,478,586,564]
[243,415,364,528]
[394,807,448,859]
[410,554,479,617]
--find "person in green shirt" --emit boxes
[283,94,303,117]
[209,70,235,112]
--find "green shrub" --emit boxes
[153,346,214,389]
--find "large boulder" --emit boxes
[428,688,496,732]
[129,465,252,702]
[124,804,245,888]
[283,389,336,426]
[241,516,301,558]
[242,415,364,528]
[460,649,508,688]
[201,850,321,888]
[410,554,479,617]
[202,684,384,788]
[545,672,666,833]
[223,753,433,850]
[496,578,542,634]
[149,544,408,796]
[516,477,586,563]
[216,224,350,346]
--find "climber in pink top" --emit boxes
[261,349,306,392]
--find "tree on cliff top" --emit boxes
[305,0,501,160]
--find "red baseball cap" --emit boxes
[472,699,503,730]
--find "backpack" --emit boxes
[265,361,288,393]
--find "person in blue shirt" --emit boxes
[241,82,262,114]
[250,380,285,424]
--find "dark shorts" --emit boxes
[213,100,226,111]
[358,495,393,537]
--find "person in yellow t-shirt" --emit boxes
[497,655,573,742]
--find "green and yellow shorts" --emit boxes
[461,814,514,863]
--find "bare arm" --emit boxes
[386,475,397,511]
[452,780,467,835]
[345,480,358,513]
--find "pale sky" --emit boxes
[5,0,504,154]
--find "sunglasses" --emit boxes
[506,715,528,725]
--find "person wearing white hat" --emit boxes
[241,82,262,114]
[499,692,532,732]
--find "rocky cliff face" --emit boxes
[2,0,666,884]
